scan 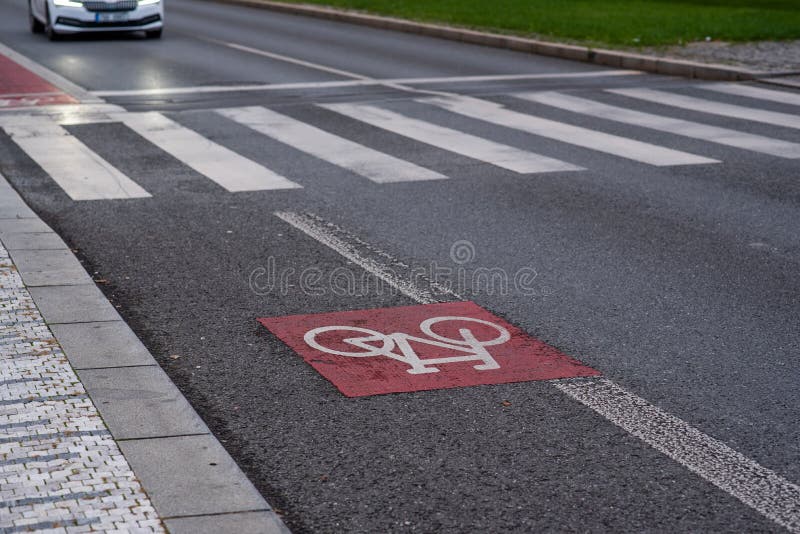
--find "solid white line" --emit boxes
[0,103,125,120]
[555,378,800,533]
[422,95,718,166]
[2,119,150,201]
[320,102,583,174]
[609,88,800,130]
[278,209,800,534]
[0,92,65,98]
[0,41,101,103]
[90,70,642,97]
[218,106,446,183]
[274,212,440,304]
[519,91,800,159]
[392,69,642,85]
[113,112,300,192]
[700,83,800,107]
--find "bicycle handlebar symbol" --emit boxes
[303,316,510,375]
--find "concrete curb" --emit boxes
[0,173,290,534]
[758,74,800,89]
[211,0,792,82]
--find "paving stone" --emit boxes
[49,321,157,369]
[28,284,121,324]
[0,218,52,236]
[164,511,289,534]
[0,240,164,533]
[76,366,209,440]
[0,179,37,220]
[9,249,90,286]
[119,434,269,518]
[1,232,69,251]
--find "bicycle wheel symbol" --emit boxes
[303,316,510,374]
[304,326,394,358]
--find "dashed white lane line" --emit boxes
[610,87,800,130]
[2,118,150,201]
[518,91,800,159]
[276,210,800,534]
[114,111,301,192]
[320,102,583,174]
[275,211,447,303]
[218,106,446,183]
[700,83,800,107]
[421,95,718,166]
[89,70,642,97]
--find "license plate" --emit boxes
[95,12,129,22]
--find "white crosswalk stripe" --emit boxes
[609,88,800,130]
[700,83,800,107]
[319,102,583,174]
[2,118,150,201]
[217,106,447,183]
[114,111,300,192]
[518,91,800,159]
[2,85,799,202]
[421,95,718,166]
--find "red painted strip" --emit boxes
[259,301,600,397]
[0,54,77,107]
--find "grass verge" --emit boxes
[274,0,800,47]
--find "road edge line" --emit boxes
[207,0,796,82]
[0,172,291,534]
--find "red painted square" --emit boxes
[259,301,599,397]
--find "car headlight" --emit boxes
[53,0,83,6]
[138,0,160,5]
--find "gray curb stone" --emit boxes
[0,172,289,534]
[211,0,792,81]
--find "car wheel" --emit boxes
[44,5,60,40]
[146,29,162,39]
[29,1,44,33]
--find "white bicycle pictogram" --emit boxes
[303,316,510,375]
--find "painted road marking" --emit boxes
[90,70,642,97]
[274,211,448,304]
[555,378,800,533]
[0,42,99,103]
[422,95,718,166]
[518,91,800,159]
[113,111,301,192]
[260,301,599,397]
[2,118,150,201]
[276,210,800,533]
[0,54,76,108]
[610,88,800,130]
[217,106,446,183]
[320,103,583,174]
[700,83,800,107]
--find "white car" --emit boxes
[29,0,163,40]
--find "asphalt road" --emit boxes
[1,0,799,531]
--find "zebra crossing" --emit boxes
[217,106,447,183]
[1,83,798,201]
[2,117,150,201]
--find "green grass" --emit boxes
[279,0,800,47]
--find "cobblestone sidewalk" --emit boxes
[0,243,164,533]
